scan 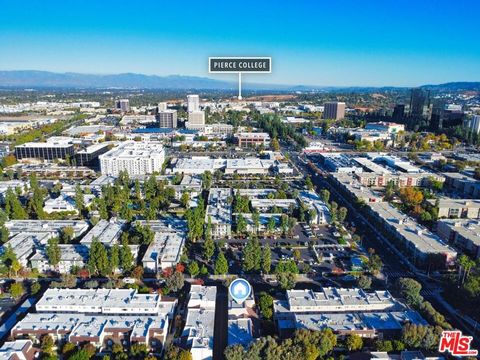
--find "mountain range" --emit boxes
[0,70,479,91]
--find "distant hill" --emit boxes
[420,82,480,91]
[0,70,240,90]
[0,70,478,91]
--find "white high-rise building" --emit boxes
[158,102,168,112]
[188,111,205,126]
[469,115,480,134]
[187,95,200,112]
[99,141,165,176]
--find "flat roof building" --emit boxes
[80,219,126,247]
[437,219,480,259]
[369,202,457,267]
[183,286,217,360]
[99,141,165,176]
[15,138,74,161]
[206,188,232,239]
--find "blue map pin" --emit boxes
[229,278,252,304]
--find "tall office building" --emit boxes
[115,99,130,112]
[157,110,178,128]
[430,104,464,131]
[323,102,346,120]
[392,104,405,122]
[469,115,480,134]
[187,95,200,112]
[187,111,205,126]
[409,89,430,118]
[157,102,168,112]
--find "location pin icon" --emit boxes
[229,278,252,304]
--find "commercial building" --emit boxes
[469,115,480,134]
[187,95,200,112]
[365,122,405,134]
[437,219,480,259]
[99,141,165,176]
[183,286,216,360]
[172,157,227,175]
[157,102,168,112]
[225,158,277,175]
[324,102,346,120]
[235,132,271,148]
[409,89,430,118]
[206,188,232,239]
[11,289,176,351]
[157,110,178,128]
[187,111,205,126]
[75,143,111,167]
[321,153,364,174]
[15,138,75,161]
[115,99,130,112]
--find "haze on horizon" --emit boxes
[0,0,479,88]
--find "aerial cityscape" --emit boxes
[0,1,479,360]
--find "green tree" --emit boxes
[271,137,280,151]
[258,292,274,319]
[40,335,55,357]
[338,207,348,223]
[243,237,261,272]
[203,223,215,262]
[320,189,330,204]
[10,281,24,299]
[165,271,184,292]
[357,275,372,289]
[236,214,247,234]
[46,237,61,267]
[75,184,85,213]
[305,176,314,190]
[215,251,229,275]
[397,278,423,306]
[345,334,363,351]
[4,188,27,219]
[120,239,134,272]
[61,226,74,244]
[31,281,41,295]
[27,186,46,219]
[0,224,9,244]
[261,244,271,274]
[188,261,200,278]
[88,238,110,276]
[110,244,120,273]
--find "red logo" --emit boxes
[439,331,478,357]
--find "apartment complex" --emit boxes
[11,289,176,352]
[182,286,217,360]
[99,141,165,176]
[274,288,426,339]
[437,219,480,259]
[206,188,232,239]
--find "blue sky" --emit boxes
[0,0,479,86]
